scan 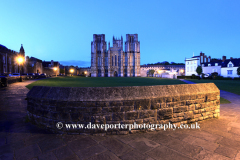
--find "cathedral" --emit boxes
[91,34,140,77]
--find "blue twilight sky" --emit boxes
[0,0,240,67]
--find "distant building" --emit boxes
[91,34,141,77]
[79,67,91,76]
[202,56,240,78]
[65,66,79,76]
[42,60,60,76]
[0,44,26,74]
[140,64,185,78]
[26,56,43,74]
[185,52,211,76]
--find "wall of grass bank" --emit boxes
[27,83,220,134]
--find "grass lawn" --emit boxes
[187,79,240,95]
[220,97,231,104]
[26,76,186,90]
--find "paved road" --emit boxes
[1,80,240,160]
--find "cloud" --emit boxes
[59,60,90,67]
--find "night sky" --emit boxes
[1,0,239,67]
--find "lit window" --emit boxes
[227,70,233,75]
[194,61,196,64]
[208,64,211,66]
[215,63,218,66]
[229,64,233,67]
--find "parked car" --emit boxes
[11,73,20,77]
[204,73,211,78]
[28,73,35,79]
[40,73,47,78]
[22,73,30,80]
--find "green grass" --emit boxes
[187,79,240,95]
[26,76,186,90]
[220,97,231,104]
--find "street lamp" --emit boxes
[157,70,162,78]
[17,56,24,81]
[181,69,184,75]
[84,71,87,77]
[54,67,57,77]
[70,69,74,76]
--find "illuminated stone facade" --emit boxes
[91,34,140,77]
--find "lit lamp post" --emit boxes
[158,70,162,78]
[54,67,57,77]
[84,71,87,77]
[17,56,24,82]
[181,69,184,76]
[70,69,74,76]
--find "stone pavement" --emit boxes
[1,80,240,160]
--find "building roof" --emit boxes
[42,61,59,67]
[222,59,240,67]
[202,59,240,67]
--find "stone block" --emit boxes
[151,103,160,109]
[112,112,124,121]
[166,102,175,107]
[70,113,83,122]
[143,117,156,123]
[60,113,71,121]
[193,110,199,114]
[188,104,195,111]
[138,110,149,119]
[110,101,123,106]
[184,111,193,120]
[135,119,143,124]
[121,106,134,112]
[108,106,121,112]
[193,114,201,119]
[160,103,166,108]
[105,115,112,121]
[85,102,96,107]
[181,106,188,112]
[125,111,138,120]
[173,107,181,113]
[123,101,134,106]
[169,118,179,123]
[158,108,173,119]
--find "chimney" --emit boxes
[222,56,226,62]
[230,57,233,60]
[208,56,211,62]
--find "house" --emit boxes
[185,52,211,76]
[26,56,43,74]
[221,58,240,78]
[202,56,240,78]
[42,60,60,76]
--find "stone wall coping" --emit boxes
[27,83,219,101]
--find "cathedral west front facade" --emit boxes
[91,34,140,77]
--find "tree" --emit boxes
[237,67,240,78]
[196,66,203,80]
[149,69,155,77]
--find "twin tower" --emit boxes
[91,34,140,77]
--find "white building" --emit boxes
[202,56,240,78]
[140,64,185,78]
[185,52,211,76]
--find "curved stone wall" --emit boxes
[27,83,220,134]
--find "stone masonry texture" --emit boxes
[26,83,220,134]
